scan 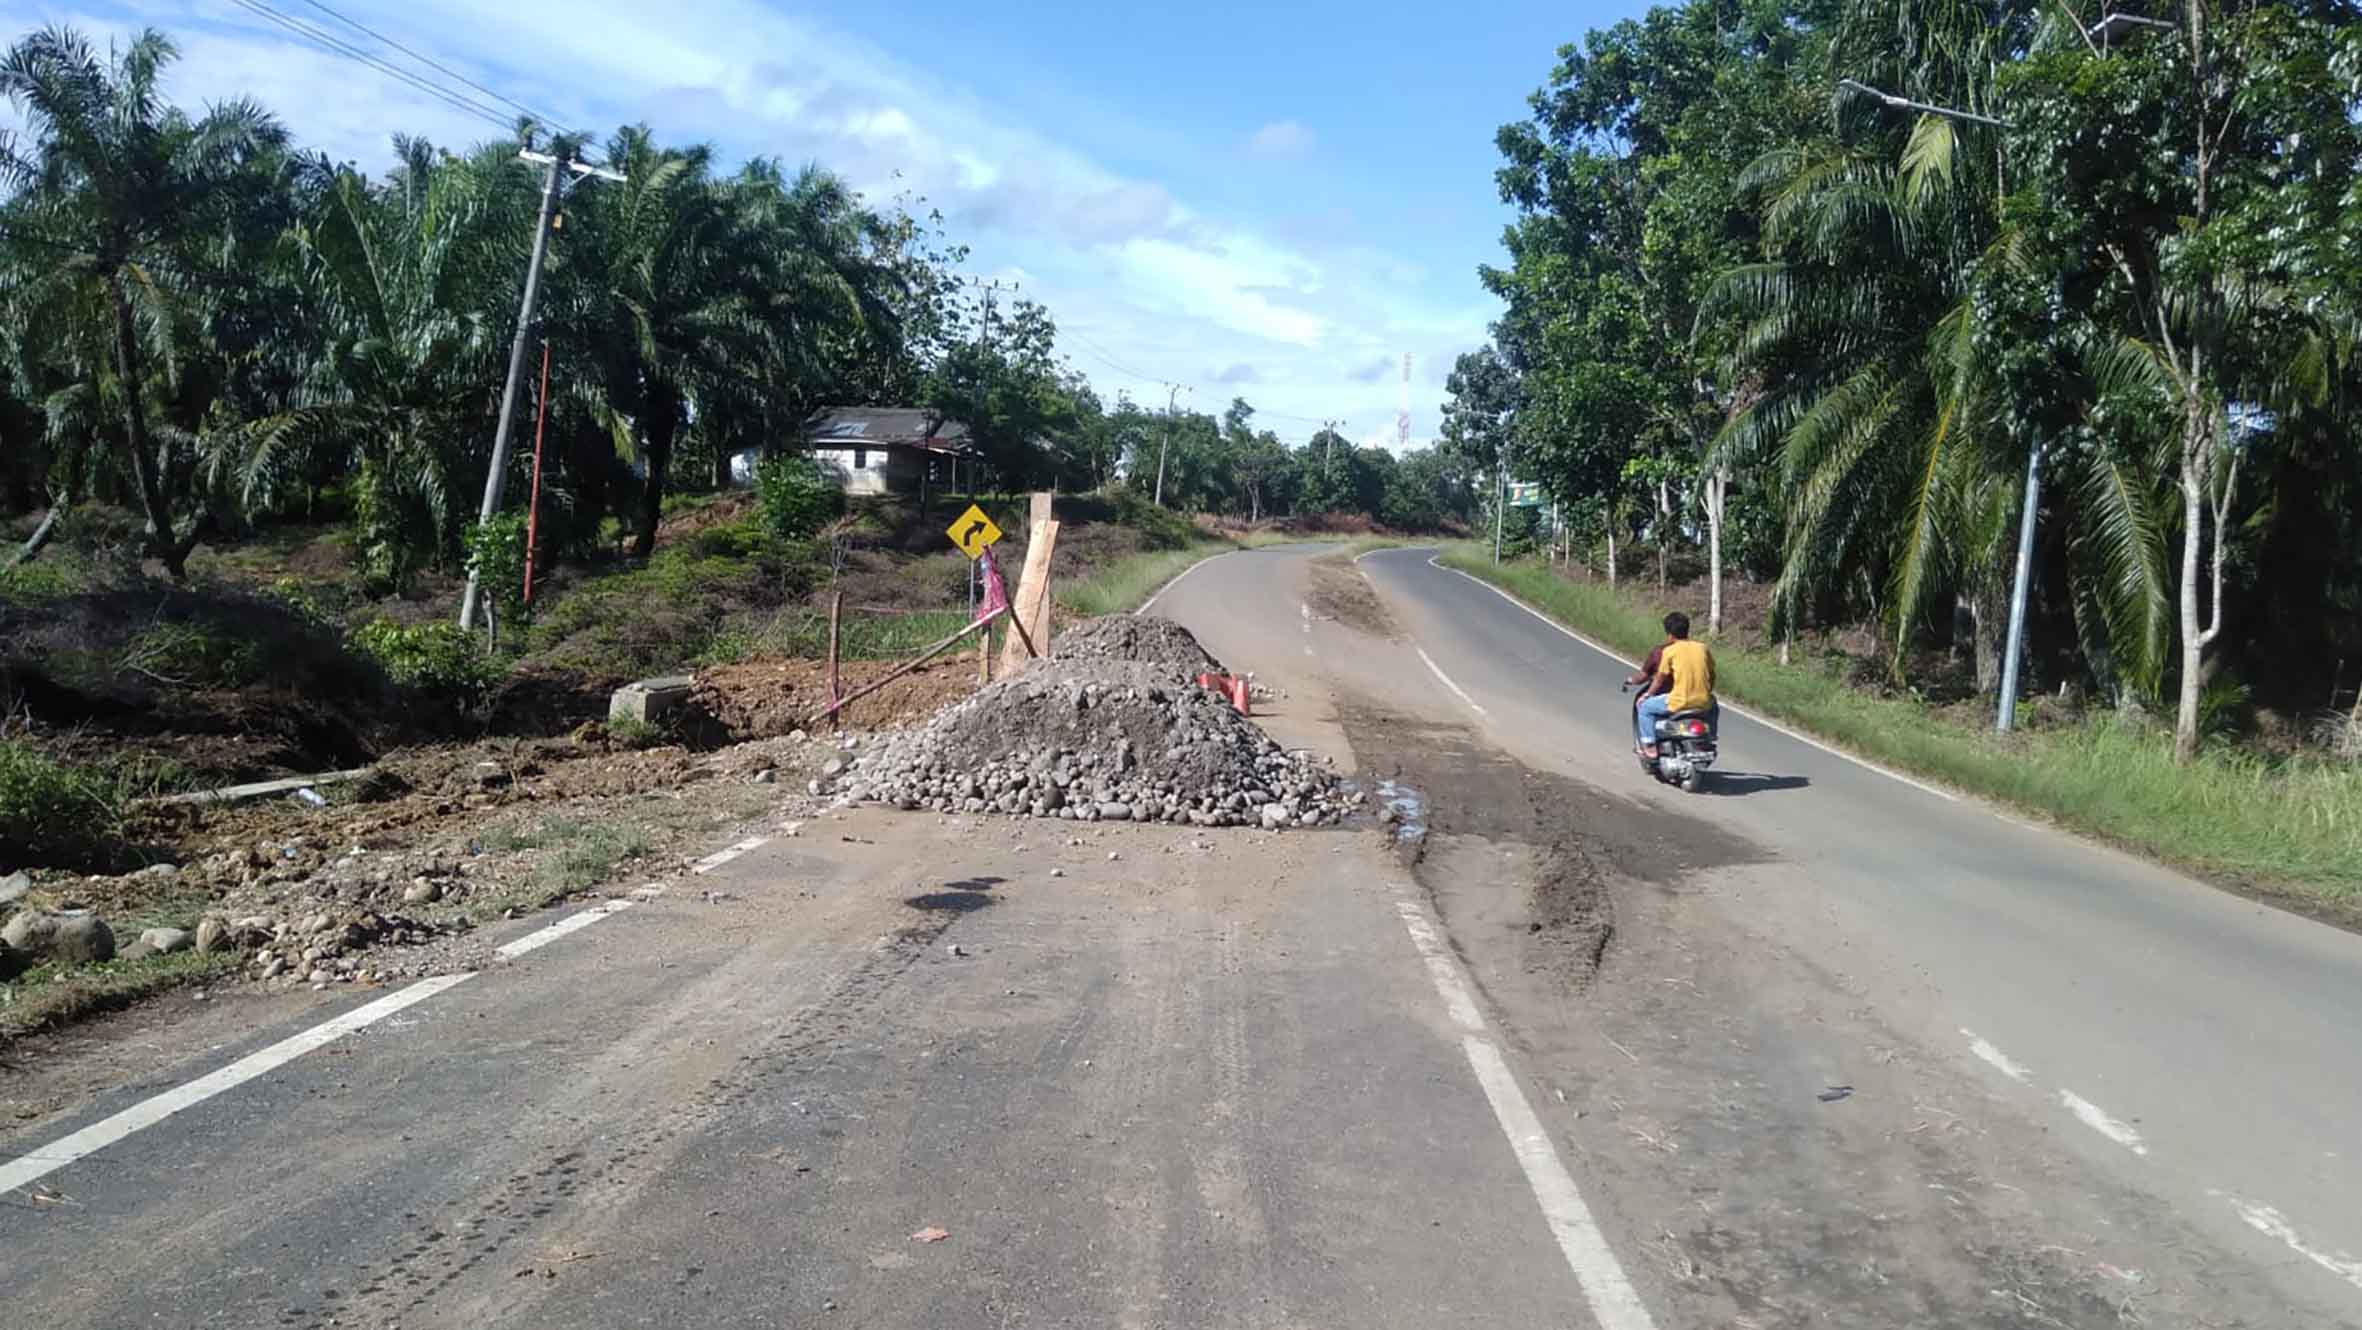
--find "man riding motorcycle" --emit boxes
[1630,612,1717,758]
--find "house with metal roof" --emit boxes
[728,406,979,497]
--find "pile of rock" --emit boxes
[1054,616,1224,673]
[221,907,437,986]
[833,660,1354,828]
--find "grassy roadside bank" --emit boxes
[1438,549,2361,907]
[1059,532,1403,618]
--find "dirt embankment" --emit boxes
[688,657,979,742]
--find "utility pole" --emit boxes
[1839,77,2038,732]
[1154,383,1190,507]
[1996,442,2043,732]
[460,142,623,631]
[1492,436,1509,566]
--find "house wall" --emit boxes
[813,446,893,496]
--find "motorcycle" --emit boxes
[1622,683,1718,793]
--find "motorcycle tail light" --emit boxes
[1683,720,1709,737]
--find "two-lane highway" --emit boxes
[1346,546,2362,1316]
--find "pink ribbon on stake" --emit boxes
[975,546,1011,624]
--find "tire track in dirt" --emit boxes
[284,904,965,1330]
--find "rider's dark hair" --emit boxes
[1663,612,1690,639]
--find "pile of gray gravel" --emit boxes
[1053,616,1224,673]
[834,660,1353,828]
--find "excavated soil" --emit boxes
[690,656,980,740]
[1306,555,1399,640]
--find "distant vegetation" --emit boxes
[0,22,1472,617]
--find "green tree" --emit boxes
[0,25,287,578]
[2007,1,2362,757]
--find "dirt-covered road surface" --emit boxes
[5,544,2360,1328]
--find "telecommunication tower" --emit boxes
[1397,353,1412,449]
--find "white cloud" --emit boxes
[1245,119,1314,158]
[35,0,1494,445]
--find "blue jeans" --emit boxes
[1636,695,1718,746]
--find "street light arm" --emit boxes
[1836,79,2013,129]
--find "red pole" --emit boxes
[523,340,552,604]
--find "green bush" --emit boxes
[350,620,505,699]
[0,741,124,869]
[1112,488,1196,551]
[756,453,844,541]
[119,621,265,689]
[0,560,79,603]
[463,514,531,638]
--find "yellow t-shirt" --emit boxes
[1659,639,1715,713]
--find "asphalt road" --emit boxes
[1340,546,2362,1320]
[4,541,2358,1329]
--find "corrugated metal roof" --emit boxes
[807,406,976,454]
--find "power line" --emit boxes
[291,0,577,139]
[1062,328,1165,385]
[223,0,518,136]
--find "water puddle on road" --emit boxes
[1375,778,1427,847]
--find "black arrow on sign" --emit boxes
[960,518,990,545]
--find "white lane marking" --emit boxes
[1393,895,1657,1330]
[1,831,780,1196]
[1416,646,1489,718]
[498,832,772,959]
[1962,1028,2033,1082]
[692,836,769,875]
[1394,901,1485,1031]
[1136,549,1238,616]
[1418,554,1958,803]
[1462,1037,1659,1330]
[495,901,633,960]
[2058,1090,2148,1155]
[2223,1196,2362,1291]
[0,974,474,1197]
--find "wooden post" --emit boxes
[1000,490,1059,677]
[827,591,842,713]
[978,620,993,683]
[819,608,1001,723]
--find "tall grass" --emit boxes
[0,741,125,869]
[1057,542,1230,617]
[700,606,972,664]
[1054,532,1399,619]
[1442,550,2362,898]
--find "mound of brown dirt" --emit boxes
[1053,616,1223,673]
[691,656,979,740]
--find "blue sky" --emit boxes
[14,0,1639,448]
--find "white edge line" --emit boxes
[1135,549,1240,616]
[1416,552,1957,803]
[2222,1195,2362,1291]
[1393,896,1656,1330]
[1394,901,1485,1031]
[692,836,770,875]
[2058,1089,2149,1156]
[0,973,475,1197]
[494,900,634,960]
[1961,1028,2034,1083]
[1415,646,1489,717]
[2,829,783,1197]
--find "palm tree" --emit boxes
[216,140,525,588]
[0,25,285,579]
[552,129,761,559]
[688,160,906,488]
